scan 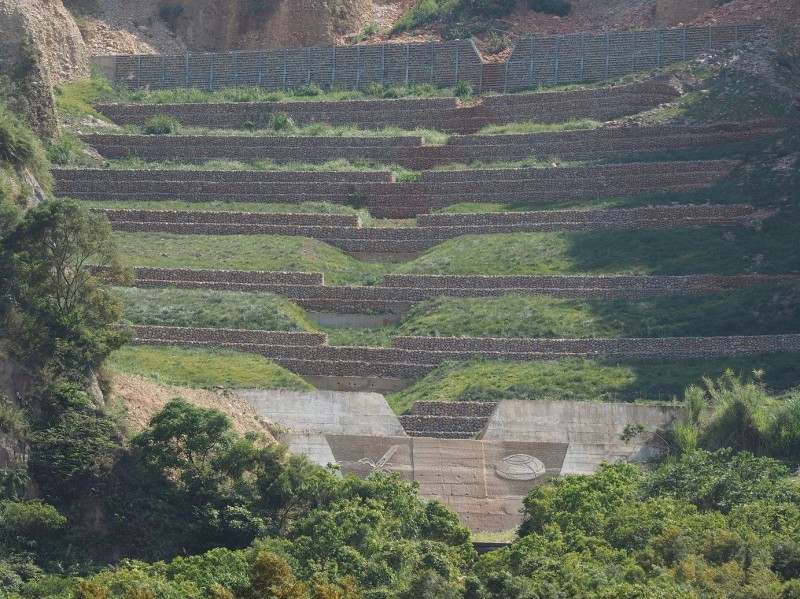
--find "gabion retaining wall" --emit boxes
[96,25,755,93]
[54,160,736,217]
[131,324,800,379]
[97,204,770,253]
[123,267,799,313]
[94,80,681,134]
[80,120,790,168]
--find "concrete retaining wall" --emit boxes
[233,389,406,436]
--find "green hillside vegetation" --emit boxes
[117,283,800,343]
[1,25,799,599]
[107,345,312,389]
[387,355,800,411]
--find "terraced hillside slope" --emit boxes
[59,29,800,420]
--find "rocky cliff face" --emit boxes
[0,0,89,86]
[0,0,89,138]
[162,0,373,51]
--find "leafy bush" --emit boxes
[290,83,323,97]
[528,0,571,16]
[143,115,181,134]
[454,80,473,99]
[0,102,48,182]
[269,112,295,132]
[46,131,84,166]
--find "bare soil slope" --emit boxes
[111,373,276,438]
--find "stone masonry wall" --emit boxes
[54,160,736,217]
[80,120,789,168]
[131,324,800,380]
[124,267,799,314]
[98,204,770,254]
[94,80,680,134]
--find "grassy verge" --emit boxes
[106,156,412,175]
[107,345,312,389]
[78,199,366,216]
[139,283,800,344]
[396,226,798,277]
[113,232,389,285]
[386,354,800,413]
[96,124,451,145]
[115,287,316,331]
[476,119,603,135]
[389,285,800,339]
[100,82,457,105]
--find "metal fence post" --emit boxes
[137,55,141,88]
[185,54,189,87]
[454,42,459,86]
[554,36,560,85]
[430,41,435,84]
[656,29,661,69]
[528,36,536,87]
[605,33,610,79]
[234,52,239,86]
[579,34,585,81]
[682,28,687,61]
[161,55,165,89]
[258,50,264,87]
[283,49,288,90]
[708,25,712,48]
[380,44,385,84]
[209,54,213,90]
[631,30,636,72]
[405,44,410,85]
[331,46,336,85]
[356,45,361,89]
[307,47,312,84]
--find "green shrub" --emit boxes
[143,115,181,134]
[269,111,295,132]
[290,83,323,97]
[528,0,571,16]
[46,131,84,166]
[454,80,473,99]
[0,103,46,171]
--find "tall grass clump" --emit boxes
[143,115,181,135]
[0,101,51,192]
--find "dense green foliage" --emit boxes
[468,455,800,598]
[143,115,181,135]
[107,345,312,389]
[0,200,131,384]
[2,398,475,597]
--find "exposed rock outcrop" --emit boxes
[0,0,89,137]
[161,0,373,51]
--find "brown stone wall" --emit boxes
[95,80,680,134]
[81,120,789,168]
[130,324,800,379]
[54,160,736,217]
[123,267,799,314]
[98,204,770,254]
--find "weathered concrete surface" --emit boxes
[281,432,341,476]
[482,400,681,473]
[324,435,568,532]
[233,388,406,436]
[300,375,414,393]
[305,312,403,328]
